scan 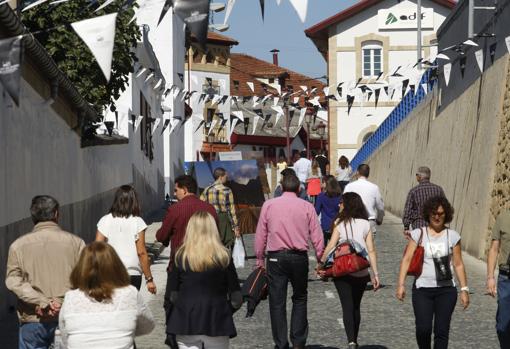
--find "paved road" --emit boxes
[138,213,499,349]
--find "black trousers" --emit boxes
[164,270,178,349]
[130,275,142,290]
[267,250,309,349]
[412,286,457,349]
[333,275,369,344]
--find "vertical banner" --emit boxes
[173,0,211,48]
[0,35,22,106]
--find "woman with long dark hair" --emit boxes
[318,192,380,349]
[96,185,156,294]
[315,175,342,244]
[397,196,469,349]
[335,156,352,192]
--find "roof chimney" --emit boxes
[270,49,280,66]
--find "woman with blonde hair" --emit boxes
[166,211,242,349]
[59,242,154,348]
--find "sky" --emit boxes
[213,0,359,80]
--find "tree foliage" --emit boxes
[22,0,140,113]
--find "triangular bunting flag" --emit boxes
[289,0,308,23]
[259,0,264,21]
[273,97,280,106]
[194,120,205,133]
[347,95,355,115]
[421,83,428,95]
[208,119,218,135]
[157,0,173,25]
[71,13,118,82]
[337,82,343,97]
[271,105,284,115]
[169,118,180,134]
[173,0,210,48]
[323,87,329,96]
[475,49,484,73]
[0,35,22,106]
[22,0,49,11]
[401,79,410,98]
[151,118,161,134]
[383,86,389,97]
[224,0,236,24]
[463,39,478,47]
[443,63,452,86]
[489,43,497,64]
[134,115,143,131]
[160,119,170,134]
[228,118,239,139]
[211,94,221,105]
[252,115,260,135]
[436,53,450,61]
[232,110,244,121]
[274,113,282,127]
[374,89,380,108]
[460,56,467,78]
[247,81,254,92]
[300,85,308,93]
[94,0,116,12]
[505,36,510,54]
[275,84,281,95]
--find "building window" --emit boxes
[193,50,202,63]
[362,41,382,77]
[139,92,153,162]
[233,80,239,91]
[206,52,215,64]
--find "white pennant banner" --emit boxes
[443,63,452,86]
[247,81,254,92]
[151,118,161,134]
[274,84,281,95]
[293,96,300,104]
[271,105,284,115]
[95,0,116,12]
[232,110,244,121]
[300,85,308,93]
[134,115,143,131]
[421,83,428,95]
[298,107,307,127]
[273,97,280,106]
[71,13,118,82]
[252,115,261,135]
[475,49,484,73]
[323,87,330,96]
[506,36,510,54]
[276,0,281,4]
[208,119,218,135]
[274,113,283,127]
[211,94,221,105]
[224,0,236,25]
[309,96,321,107]
[22,0,49,11]
[289,0,308,23]
[253,96,260,108]
[153,79,162,90]
[169,119,180,134]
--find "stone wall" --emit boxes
[365,54,509,259]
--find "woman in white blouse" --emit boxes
[59,242,154,349]
[96,185,156,294]
[335,156,352,192]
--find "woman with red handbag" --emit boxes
[317,192,380,349]
[396,196,469,349]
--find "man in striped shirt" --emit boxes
[201,167,240,248]
[403,166,446,236]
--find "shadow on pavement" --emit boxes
[306,345,340,349]
[359,345,389,349]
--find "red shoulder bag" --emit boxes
[405,227,424,276]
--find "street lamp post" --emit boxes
[305,114,311,159]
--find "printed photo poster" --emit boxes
[0,36,22,106]
[241,151,270,194]
[185,160,265,207]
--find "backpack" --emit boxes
[241,267,268,317]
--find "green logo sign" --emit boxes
[385,13,398,25]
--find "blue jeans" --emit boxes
[497,274,510,348]
[18,322,57,349]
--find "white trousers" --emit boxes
[176,335,229,349]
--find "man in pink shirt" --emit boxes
[255,174,324,349]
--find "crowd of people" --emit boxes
[4,153,510,349]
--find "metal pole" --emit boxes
[417,0,422,69]
[306,122,310,158]
[285,105,291,164]
[468,0,474,38]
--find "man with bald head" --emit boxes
[402,166,445,237]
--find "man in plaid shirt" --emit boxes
[201,167,240,248]
[403,166,445,237]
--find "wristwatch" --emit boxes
[460,286,470,293]
[145,276,154,283]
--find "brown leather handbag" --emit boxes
[405,227,425,276]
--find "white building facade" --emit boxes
[306,0,455,169]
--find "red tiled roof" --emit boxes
[230,53,325,98]
[305,0,457,39]
[191,31,239,46]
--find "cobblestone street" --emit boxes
[138,212,499,349]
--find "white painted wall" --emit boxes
[184,70,231,161]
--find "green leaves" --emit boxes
[22,0,141,112]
